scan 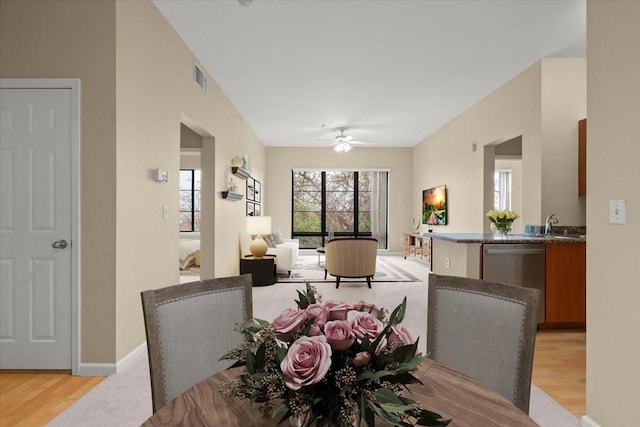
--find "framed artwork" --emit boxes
[246,201,255,216]
[422,185,447,225]
[246,177,255,201]
[254,203,261,216]
[254,180,261,203]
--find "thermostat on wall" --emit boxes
[154,168,168,183]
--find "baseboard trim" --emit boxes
[77,342,147,376]
[582,415,600,427]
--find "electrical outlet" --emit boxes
[445,257,450,270]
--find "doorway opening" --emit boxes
[483,135,523,233]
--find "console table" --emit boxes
[403,233,432,270]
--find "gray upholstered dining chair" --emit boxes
[141,274,253,413]
[324,237,378,288]
[427,273,539,414]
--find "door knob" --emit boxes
[52,239,68,249]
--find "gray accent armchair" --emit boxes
[427,273,539,414]
[141,274,253,413]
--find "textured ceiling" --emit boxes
[153,0,585,148]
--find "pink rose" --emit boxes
[387,326,415,346]
[280,336,332,390]
[306,303,329,327]
[272,308,308,342]
[324,320,356,351]
[324,301,352,320]
[353,351,372,367]
[347,311,384,340]
[353,300,381,318]
[309,324,322,336]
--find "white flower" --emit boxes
[486,209,520,223]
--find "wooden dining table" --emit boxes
[143,358,537,426]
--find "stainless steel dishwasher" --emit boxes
[482,244,545,323]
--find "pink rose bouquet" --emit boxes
[221,283,449,427]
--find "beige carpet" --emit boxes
[51,254,579,426]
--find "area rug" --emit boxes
[278,254,420,283]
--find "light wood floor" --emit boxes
[532,329,586,417]
[0,329,586,425]
[0,370,104,427]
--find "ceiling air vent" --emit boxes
[193,63,207,94]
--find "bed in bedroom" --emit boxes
[179,239,200,270]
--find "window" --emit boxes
[179,169,201,232]
[292,170,388,249]
[494,169,512,210]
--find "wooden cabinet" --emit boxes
[545,243,586,324]
[403,233,431,270]
[578,118,587,197]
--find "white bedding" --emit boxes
[179,239,200,269]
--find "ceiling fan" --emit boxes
[329,129,369,152]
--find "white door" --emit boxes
[0,88,72,369]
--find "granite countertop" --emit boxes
[425,232,586,244]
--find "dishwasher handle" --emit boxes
[484,248,546,255]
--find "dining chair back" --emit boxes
[141,274,253,412]
[427,273,539,414]
[324,237,378,288]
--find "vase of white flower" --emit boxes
[486,209,520,237]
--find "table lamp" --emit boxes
[247,216,272,258]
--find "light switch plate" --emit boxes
[609,200,626,224]
[162,205,169,219]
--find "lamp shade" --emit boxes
[247,216,271,236]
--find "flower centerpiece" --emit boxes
[486,209,520,236]
[221,284,450,427]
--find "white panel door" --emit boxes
[0,88,72,369]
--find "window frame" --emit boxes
[179,168,201,232]
[493,168,513,211]
[291,170,388,249]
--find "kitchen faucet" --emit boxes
[545,214,559,235]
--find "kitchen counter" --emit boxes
[425,232,586,244]
[427,231,587,326]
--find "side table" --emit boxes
[240,255,277,286]
[316,246,325,266]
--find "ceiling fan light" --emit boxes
[343,143,353,152]
[334,144,344,152]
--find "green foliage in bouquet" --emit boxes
[220,283,450,427]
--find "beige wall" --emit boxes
[265,148,413,252]
[413,61,543,234]
[180,153,201,170]
[1,0,118,362]
[586,2,640,425]
[1,0,266,364]
[541,58,587,224]
[114,0,265,361]
[431,240,481,279]
[413,59,585,235]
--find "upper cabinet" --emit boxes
[578,119,587,197]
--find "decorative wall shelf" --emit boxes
[221,191,244,201]
[231,167,251,179]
